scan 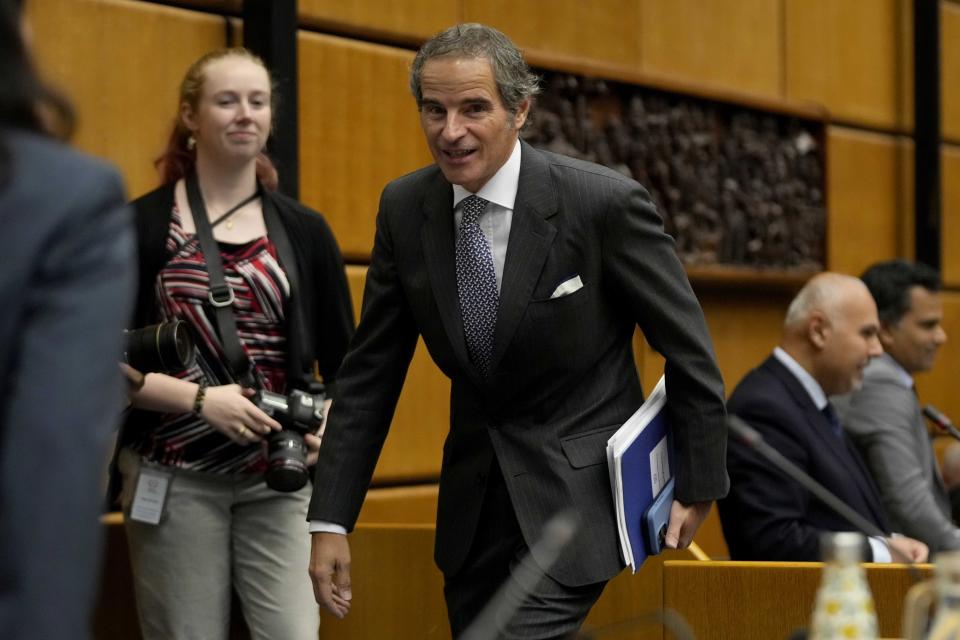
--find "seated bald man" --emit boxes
[718,272,928,563]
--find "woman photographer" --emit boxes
[118,48,353,639]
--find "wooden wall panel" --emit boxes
[826,127,906,275]
[300,0,457,41]
[346,266,447,484]
[943,145,960,287]
[639,0,782,98]
[916,292,960,426]
[463,0,641,69]
[299,33,432,261]
[700,292,793,393]
[664,561,929,640]
[785,0,910,130]
[357,485,438,523]
[943,2,960,142]
[26,0,226,199]
[637,291,790,398]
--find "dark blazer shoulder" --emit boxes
[381,163,445,201]
[730,356,807,411]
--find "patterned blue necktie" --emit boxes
[456,195,499,377]
[822,403,843,439]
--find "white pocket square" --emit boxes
[550,275,584,299]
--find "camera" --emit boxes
[124,321,196,373]
[254,386,325,492]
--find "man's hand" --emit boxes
[663,500,712,549]
[309,532,352,618]
[886,536,929,563]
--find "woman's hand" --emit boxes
[200,384,281,445]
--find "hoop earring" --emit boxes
[187,135,196,151]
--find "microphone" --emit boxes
[923,404,960,441]
[727,414,917,564]
[459,509,579,640]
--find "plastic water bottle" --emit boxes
[809,532,878,640]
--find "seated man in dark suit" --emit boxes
[834,260,960,552]
[718,272,928,562]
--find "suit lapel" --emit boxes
[489,143,558,372]
[766,357,891,531]
[419,173,480,384]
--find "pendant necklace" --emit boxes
[210,190,261,231]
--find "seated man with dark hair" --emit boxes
[719,272,928,563]
[833,259,959,552]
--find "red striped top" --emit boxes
[133,207,290,474]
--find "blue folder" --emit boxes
[606,375,676,571]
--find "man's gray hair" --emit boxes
[409,23,540,121]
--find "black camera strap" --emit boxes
[185,172,313,390]
[261,196,315,389]
[185,172,255,386]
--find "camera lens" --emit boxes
[124,321,196,373]
[265,431,309,492]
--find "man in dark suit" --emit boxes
[308,23,728,637]
[719,272,928,563]
[0,1,135,637]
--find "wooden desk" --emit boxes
[663,560,932,640]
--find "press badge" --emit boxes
[129,466,172,525]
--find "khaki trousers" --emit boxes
[118,448,320,640]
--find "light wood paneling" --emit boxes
[639,291,792,398]
[785,0,911,130]
[583,548,701,640]
[300,0,457,41]
[827,126,906,275]
[943,145,960,287]
[357,484,438,523]
[639,0,782,99]
[915,291,960,428]
[26,0,226,199]
[700,291,793,393]
[463,0,641,69]
[943,2,960,142]
[346,266,447,484]
[316,525,448,640]
[664,561,930,640]
[299,32,432,261]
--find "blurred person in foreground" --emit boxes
[719,272,928,563]
[0,0,135,638]
[308,22,728,638]
[116,48,353,639]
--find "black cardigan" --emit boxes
[129,181,355,393]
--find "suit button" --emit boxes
[475,473,486,487]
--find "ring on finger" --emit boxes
[238,426,248,437]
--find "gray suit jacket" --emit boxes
[834,353,960,552]
[0,129,135,639]
[309,142,728,587]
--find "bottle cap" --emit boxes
[820,531,865,565]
